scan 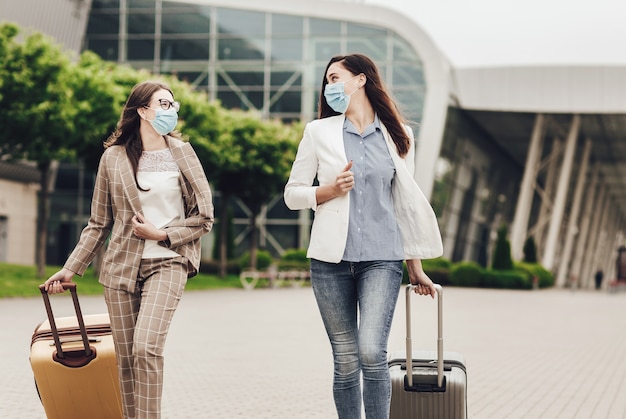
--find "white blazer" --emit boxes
[284,115,443,263]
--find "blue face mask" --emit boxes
[324,75,360,114]
[147,107,178,135]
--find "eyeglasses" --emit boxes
[145,99,180,112]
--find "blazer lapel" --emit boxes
[329,115,348,164]
[168,137,192,200]
[119,150,143,216]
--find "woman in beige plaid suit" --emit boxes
[44,81,214,418]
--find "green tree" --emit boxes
[69,51,143,168]
[492,224,513,270]
[195,111,300,273]
[522,236,538,263]
[180,97,232,277]
[0,23,77,277]
[0,24,147,277]
[229,115,299,270]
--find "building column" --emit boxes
[534,138,561,257]
[568,164,600,286]
[585,201,615,288]
[555,138,592,287]
[599,213,623,289]
[441,161,472,260]
[511,113,545,260]
[542,114,580,270]
[581,187,610,286]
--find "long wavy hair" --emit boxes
[318,54,410,157]
[104,81,181,190]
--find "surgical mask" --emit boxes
[324,75,360,114]
[146,107,178,135]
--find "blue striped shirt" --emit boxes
[341,116,404,262]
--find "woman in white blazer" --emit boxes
[284,54,443,418]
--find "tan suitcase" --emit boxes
[30,283,123,419]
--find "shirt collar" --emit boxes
[344,114,381,137]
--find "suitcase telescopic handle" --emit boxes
[405,284,443,388]
[38,283,93,362]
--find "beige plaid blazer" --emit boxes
[65,136,214,292]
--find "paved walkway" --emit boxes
[1,285,625,418]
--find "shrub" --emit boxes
[484,270,532,289]
[199,260,241,275]
[281,248,308,261]
[522,236,538,263]
[450,261,484,287]
[422,257,453,271]
[492,224,513,270]
[424,268,451,286]
[419,258,452,286]
[515,262,554,288]
[278,248,309,271]
[238,250,273,270]
[278,249,311,271]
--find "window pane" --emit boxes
[217,90,263,111]
[270,91,301,113]
[310,18,341,35]
[346,37,386,61]
[87,13,119,34]
[218,71,264,87]
[128,13,155,34]
[161,38,209,60]
[128,0,154,9]
[217,8,265,36]
[392,87,425,121]
[218,38,264,60]
[311,39,340,61]
[87,39,118,61]
[270,71,301,87]
[127,39,154,60]
[347,23,386,36]
[162,10,210,34]
[92,0,119,10]
[393,35,421,63]
[271,38,302,61]
[393,64,425,87]
[271,14,302,35]
[166,71,208,89]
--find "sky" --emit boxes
[364,0,626,67]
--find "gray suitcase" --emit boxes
[388,284,467,418]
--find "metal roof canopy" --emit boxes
[463,109,626,220]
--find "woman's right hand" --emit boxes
[334,161,354,196]
[43,268,75,294]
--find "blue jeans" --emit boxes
[310,259,403,419]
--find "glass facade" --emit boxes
[82,0,428,258]
[85,0,426,126]
[434,108,521,266]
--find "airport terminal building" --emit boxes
[3,0,626,288]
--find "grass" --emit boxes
[0,262,244,298]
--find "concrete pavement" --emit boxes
[1,285,625,418]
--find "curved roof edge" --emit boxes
[454,65,626,114]
[191,0,453,88]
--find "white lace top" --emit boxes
[137,148,184,259]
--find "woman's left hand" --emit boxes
[131,213,167,241]
[406,259,436,298]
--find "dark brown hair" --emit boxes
[104,81,181,190]
[318,54,410,157]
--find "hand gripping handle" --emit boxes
[405,284,443,388]
[39,283,93,364]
